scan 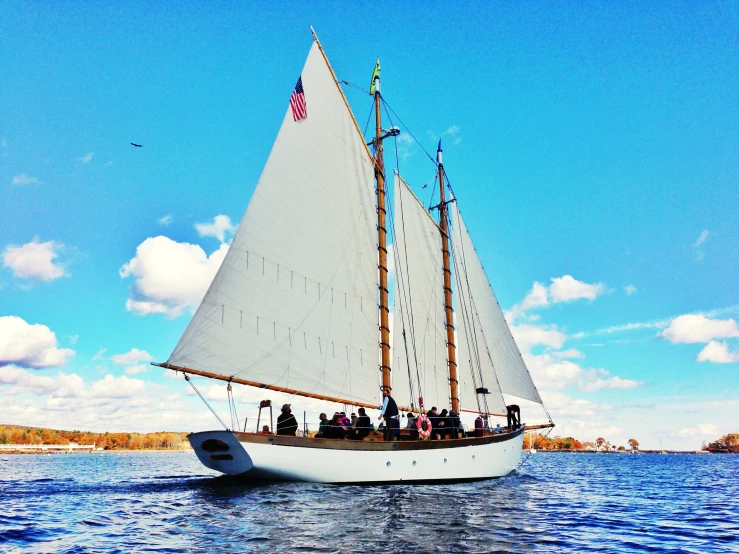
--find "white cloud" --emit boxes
[697,341,739,364]
[195,215,236,243]
[624,284,637,296]
[549,275,606,303]
[92,348,107,361]
[124,364,148,375]
[120,236,228,317]
[508,275,606,321]
[660,314,739,344]
[12,174,39,186]
[510,323,566,352]
[2,238,67,281]
[0,316,75,368]
[553,349,586,360]
[693,230,709,247]
[510,322,641,393]
[671,423,718,438]
[111,348,153,365]
[158,214,173,226]
[79,152,94,164]
[579,375,641,393]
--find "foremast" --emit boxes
[436,141,459,413]
[372,63,392,397]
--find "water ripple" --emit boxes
[0,452,737,552]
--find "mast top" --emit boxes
[370,58,381,95]
[437,138,443,165]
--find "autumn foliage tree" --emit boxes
[0,425,188,450]
[707,433,739,453]
[628,438,639,450]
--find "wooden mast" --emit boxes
[373,64,392,396]
[437,142,460,413]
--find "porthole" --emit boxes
[443,458,448,464]
[386,461,391,467]
[472,455,476,461]
[412,461,417,466]
[201,439,229,453]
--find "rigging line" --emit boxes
[379,101,401,173]
[184,374,228,430]
[450,210,492,415]
[451,205,500,414]
[390,181,424,404]
[453,200,546,407]
[518,427,553,469]
[380,96,437,165]
[340,80,371,95]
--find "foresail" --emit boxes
[391,176,450,412]
[168,43,380,406]
[450,203,543,405]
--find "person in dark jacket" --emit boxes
[378,392,400,441]
[349,407,371,440]
[324,412,345,439]
[427,407,439,440]
[449,410,463,438]
[316,413,329,438]
[437,409,449,439]
[276,403,298,436]
[506,404,521,430]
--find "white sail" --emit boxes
[168,43,381,406]
[391,176,450,413]
[450,203,543,405]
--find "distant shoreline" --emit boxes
[0,448,192,456]
[529,449,724,454]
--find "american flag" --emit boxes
[290,77,307,121]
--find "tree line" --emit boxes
[524,434,640,451]
[703,433,738,453]
[0,425,188,450]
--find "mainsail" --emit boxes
[167,43,381,406]
[449,203,543,405]
[391,175,450,412]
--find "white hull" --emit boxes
[189,429,524,483]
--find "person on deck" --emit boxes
[261,425,271,435]
[506,404,521,430]
[322,413,345,439]
[349,407,371,440]
[406,412,418,440]
[427,407,439,440]
[339,412,351,429]
[378,391,400,441]
[437,409,449,439]
[276,404,298,436]
[449,410,463,439]
[316,413,330,438]
[350,413,358,429]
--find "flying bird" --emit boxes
[130,143,142,148]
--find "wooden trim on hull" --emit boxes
[191,426,524,452]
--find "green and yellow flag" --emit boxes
[369,58,380,95]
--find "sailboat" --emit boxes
[153,29,554,483]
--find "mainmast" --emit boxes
[373,62,392,396]
[437,141,459,413]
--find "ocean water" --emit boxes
[0,451,736,553]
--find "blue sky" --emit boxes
[1,3,737,449]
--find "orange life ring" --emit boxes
[416,415,432,439]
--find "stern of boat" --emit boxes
[188,430,253,476]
